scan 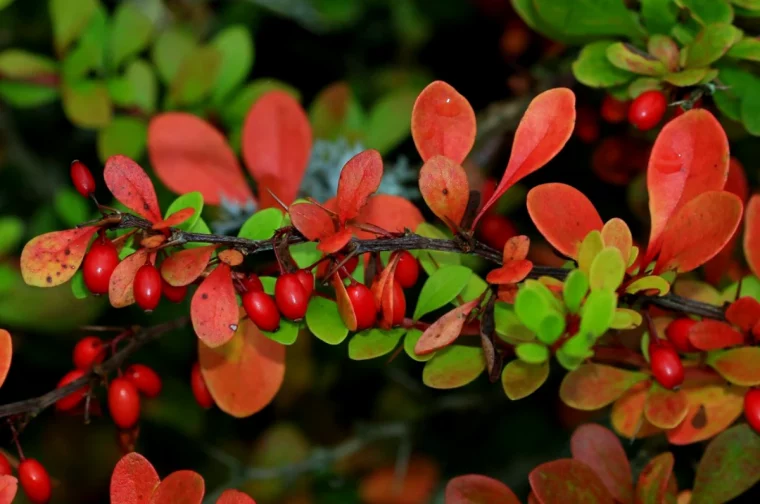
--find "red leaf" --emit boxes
[411,81,476,164]
[654,191,743,274]
[148,113,255,206]
[688,320,745,351]
[371,253,402,328]
[611,381,663,440]
[353,194,424,240]
[571,424,633,504]
[503,235,530,262]
[635,453,674,504]
[20,226,98,287]
[152,208,196,231]
[666,379,746,445]
[215,490,256,504]
[336,149,383,224]
[725,296,760,332]
[149,470,204,504]
[242,91,312,208]
[645,110,729,261]
[109,249,151,308]
[317,228,352,254]
[527,183,603,259]
[486,259,532,285]
[601,218,633,265]
[445,474,520,504]
[104,155,162,223]
[743,195,760,278]
[191,264,238,348]
[560,364,647,410]
[359,456,439,504]
[414,300,479,355]
[644,385,689,429]
[475,88,575,225]
[110,452,160,504]
[0,329,10,388]
[289,203,336,241]
[160,245,216,287]
[0,475,17,504]
[529,459,615,504]
[418,155,470,228]
[332,273,357,331]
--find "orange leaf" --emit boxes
[148,113,254,206]
[503,235,530,262]
[0,329,10,389]
[149,470,204,504]
[655,191,742,273]
[611,381,663,440]
[476,88,576,225]
[199,313,285,417]
[152,208,196,231]
[109,249,151,308]
[353,194,424,239]
[570,424,633,504]
[666,380,746,445]
[743,195,760,278]
[215,490,256,504]
[191,264,238,348]
[141,235,166,249]
[635,452,674,504]
[486,259,532,285]
[707,346,760,386]
[336,149,383,224]
[104,155,162,223]
[316,228,352,254]
[414,300,479,355]
[110,452,160,504]
[418,155,470,228]
[645,110,729,261]
[371,253,401,309]
[529,459,615,504]
[20,226,99,287]
[161,245,216,287]
[725,296,760,332]
[527,183,603,259]
[688,320,745,351]
[289,202,336,241]
[0,475,17,504]
[359,456,439,504]
[332,273,357,332]
[644,384,689,429]
[411,81,476,164]
[560,365,647,411]
[445,474,520,504]
[601,218,633,265]
[218,250,243,267]
[242,91,312,208]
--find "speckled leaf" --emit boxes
[161,245,216,287]
[337,149,383,224]
[0,475,17,504]
[571,423,633,504]
[110,452,160,504]
[149,470,204,504]
[445,474,520,504]
[422,345,485,389]
[191,264,238,348]
[688,320,745,350]
[348,328,404,360]
[109,248,150,308]
[667,380,746,445]
[530,459,615,504]
[706,347,760,386]
[611,381,663,440]
[415,300,479,355]
[418,155,470,228]
[635,452,674,504]
[560,364,647,410]
[104,155,162,222]
[20,226,98,287]
[644,384,689,428]
[501,359,549,400]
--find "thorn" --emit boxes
[265,189,289,211]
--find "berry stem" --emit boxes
[8,420,24,460]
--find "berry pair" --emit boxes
[109,365,162,430]
[241,269,315,331]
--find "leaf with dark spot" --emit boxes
[191,263,238,348]
[20,226,99,287]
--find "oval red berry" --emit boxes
[108,377,141,429]
[744,388,760,434]
[124,364,162,398]
[650,345,684,390]
[600,95,629,124]
[476,213,517,252]
[55,369,88,411]
[394,251,420,289]
[73,336,105,370]
[134,264,162,312]
[628,90,667,131]
[275,273,309,320]
[296,269,314,298]
[392,281,406,326]
[70,160,96,198]
[242,291,281,332]
[665,318,697,353]
[82,238,120,295]
[18,458,51,504]
[240,273,264,293]
[346,284,377,330]
[0,452,11,476]
[191,362,214,409]
[161,278,188,303]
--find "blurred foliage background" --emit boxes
[1,0,757,502]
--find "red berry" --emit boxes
[600,95,629,123]
[18,459,51,504]
[665,318,698,353]
[275,273,309,320]
[0,452,12,476]
[392,281,406,326]
[70,160,95,198]
[82,238,120,295]
[55,369,88,411]
[296,269,314,298]
[241,273,264,293]
[73,336,105,370]
[124,364,162,398]
[108,377,140,429]
[161,279,187,303]
[744,388,760,434]
[346,284,377,330]
[650,345,684,390]
[134,263,162,312]
[242,291,281,332]
[191,362,214,409]
[476,214,517,251]
[394,251,419,289]
[628,90,667,131]
[574,106,599,144]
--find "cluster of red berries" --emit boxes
[0,452,51,503]
[238,268,313,332]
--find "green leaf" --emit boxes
[563,269,589,314]
[168,45,221,107]
[606,43,667,75]
[610,308,643,329]
[727,36,760,61]
[54,187,89,228]
[641,0,680,34]
[512,0,581,43]
[185,217,211,248]
[580,289,617,338]
[556,347,586,371]
[106,77,133,107]
[501,360,549,400]
[60,6,107,81]
[648,34,680,70]
[0,82,59,108]
[740,89,760,135]
[124,59,157,114]
[516,342,549,364]
[70,269,88,299]
[348,328,405,360]
[305,297,348,345]
[573,41,636,88]
[684,23,741,67]
[663,68,712,86]
[671,23,698,45]
[165,192,203,231]
[494,303,535,343]
[290,242,321,269]
[562,332,595,359]
[532,0,646,39]
[578,230,604,274]
[62,80,112,128]
[118,246,136,261]
[404,329,435,362]
[211,26,254,104]
[415,223,462,275]
[238,208,283,240]
[714,64,759,120]
[691,424,760,504]
[96,116,147,163]
[458,272,488,304]
[628,77,663,98]
[109,2,154,70]
[49,0,98,54]
[422,345,485,389]
[364,89,416,154]
[589,247,625,291]
[0,0,16,10]
[515,288,548,333]
[308,82,365,140]
[537,312,566,345]
[262,319,299,345]
[0,216,24,256]
[220,79,302,128]
[0,50,57,79]
[413,265,472,320]
[151,27,197,84]
[677,0,734,24]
